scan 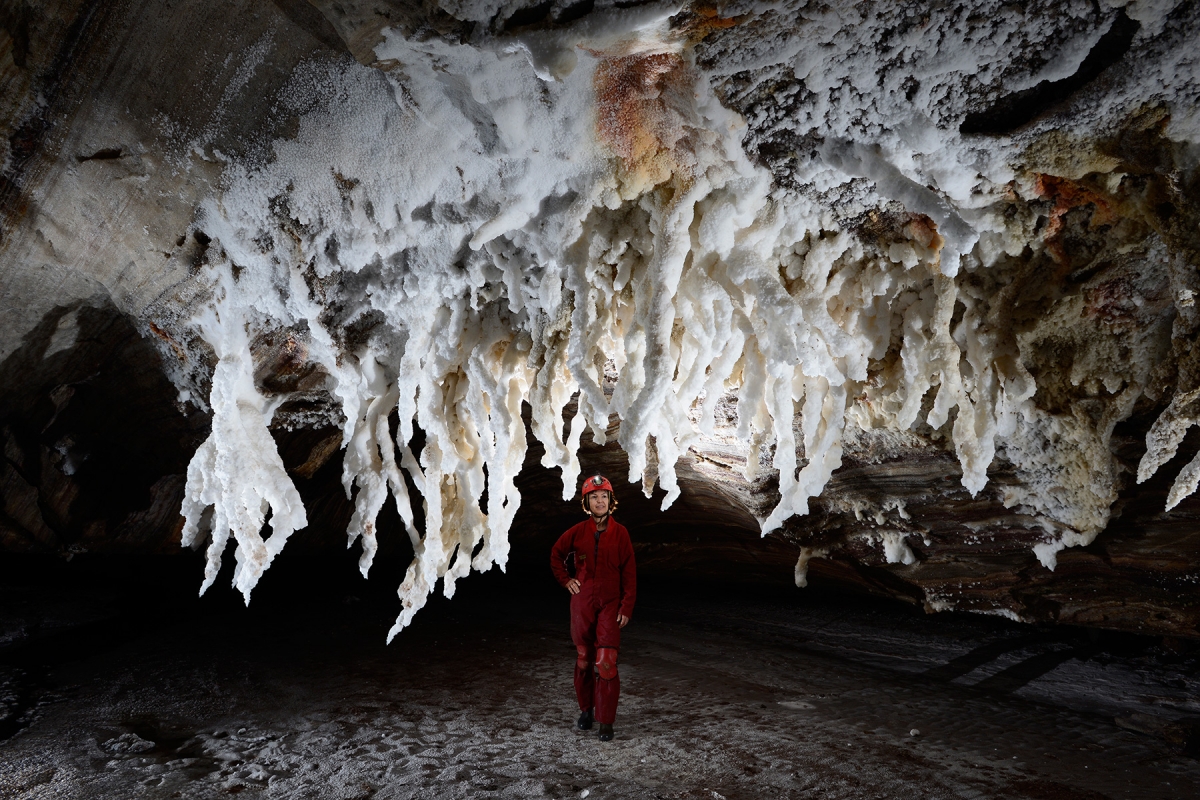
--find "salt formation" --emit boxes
[180,269,309,601]
[176,0,1200,635]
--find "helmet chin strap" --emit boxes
[589,499,611,525]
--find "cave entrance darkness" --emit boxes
[2,544,1199,799]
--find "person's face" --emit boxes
[587,491,611,516]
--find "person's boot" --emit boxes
[576,709,593,730]
[598,723,614,741]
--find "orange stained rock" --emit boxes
[590,4,744,197]
[1033,173,1118,263]
[675,4,743,44]
[902,214,946,269]
[903,214,945,252]
[148,321,187,361]
[593,50,692,197]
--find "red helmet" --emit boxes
[581,474,617,515]
[582,474,614,497]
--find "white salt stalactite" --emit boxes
[1137,387,1200,511]
[176,7,1188,636]
[341,362,408,577]
[180,274,308,603]
[1167,450,1200,512]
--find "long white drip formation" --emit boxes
[177,11,1198,638]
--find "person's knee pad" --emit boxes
[595,647,618,681]
[576,645,593,672]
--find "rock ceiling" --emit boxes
[1,1,1198,638]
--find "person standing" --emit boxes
[550,474,637,741]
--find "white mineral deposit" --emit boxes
[2,1,1199,797]
[160,0,1200,635]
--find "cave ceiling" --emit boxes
[1,0,1199,639]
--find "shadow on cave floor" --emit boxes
[1,552,1199,799]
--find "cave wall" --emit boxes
[1,1,1199,638]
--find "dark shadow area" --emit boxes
[960,10,1139,135]
[268,0,353,56]
[0,300,208,554]
[972,643,1103,693]
[3,547,1200,797]
[922,633,1050,682]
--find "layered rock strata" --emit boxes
[1,1,1198,638]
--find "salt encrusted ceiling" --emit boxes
[1,1,1199,639]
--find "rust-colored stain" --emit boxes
[591,4,743,197]
[904,213,946,268]
[594,50,691,196]
[1083,276,1140,328]
[1033,173,1117,263]
[904,214,944,251]
[148,321,187,362]
[674,5,743,44]
[585,3,744,196]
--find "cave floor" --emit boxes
[2,559,1199,799]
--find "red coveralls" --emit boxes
[550,516,637,725]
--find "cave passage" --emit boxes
[1,553,1197,799]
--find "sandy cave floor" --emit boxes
[2,557,1200,800]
